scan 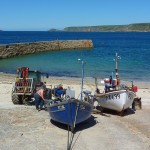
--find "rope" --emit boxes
[73,102,79,129]
[69,102,79,149]
[67,101,79,150]
[68,132,74,150]
[67,102,71,150]
[84,79,95,91]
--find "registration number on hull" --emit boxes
[58,105,65,110]
[105,93,120,100]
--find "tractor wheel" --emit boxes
[12,94,20,104]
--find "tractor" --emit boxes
[11,67,51,104]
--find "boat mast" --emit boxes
[115,52,119,79]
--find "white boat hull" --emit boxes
[95,90,136,112]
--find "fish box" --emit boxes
[66,87,75,98]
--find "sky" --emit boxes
[0,0,150,31]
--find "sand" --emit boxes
[0,73,150,150]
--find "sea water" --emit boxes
[0,31,150,82]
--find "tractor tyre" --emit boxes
[12,94,20,104]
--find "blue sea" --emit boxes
[0,31,150,82]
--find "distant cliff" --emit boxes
[48,28,61,32]
[63,23,150,32]
[0,40,93,59]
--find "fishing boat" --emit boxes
[94,52,137,113]
[95,89,136,112]
[46,60,93,128]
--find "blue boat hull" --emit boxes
[47,99,93,126]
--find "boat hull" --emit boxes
[47,99,93,126]
[95,90,136,112]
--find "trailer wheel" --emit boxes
[12,94,20,104]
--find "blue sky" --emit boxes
[0,0,150,31]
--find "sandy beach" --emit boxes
[0,73,150,150]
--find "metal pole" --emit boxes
[80,61,84,100]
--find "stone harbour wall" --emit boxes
[0,40,93,59]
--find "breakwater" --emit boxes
[0,40,93,59]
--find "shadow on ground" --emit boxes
[94,106,135,117]
[50,115,97,132]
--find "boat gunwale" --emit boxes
[95,89,136,97]
[47,98,93,108]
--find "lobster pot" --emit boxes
[112,79,117,87]
[104,78,110,84]
[132,86,138,92]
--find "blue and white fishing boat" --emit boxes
[47,60,93,128]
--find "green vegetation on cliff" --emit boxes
[64,23,150,32]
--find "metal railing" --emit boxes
[14,78,33,95]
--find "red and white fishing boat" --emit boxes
[94,52,137,113]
